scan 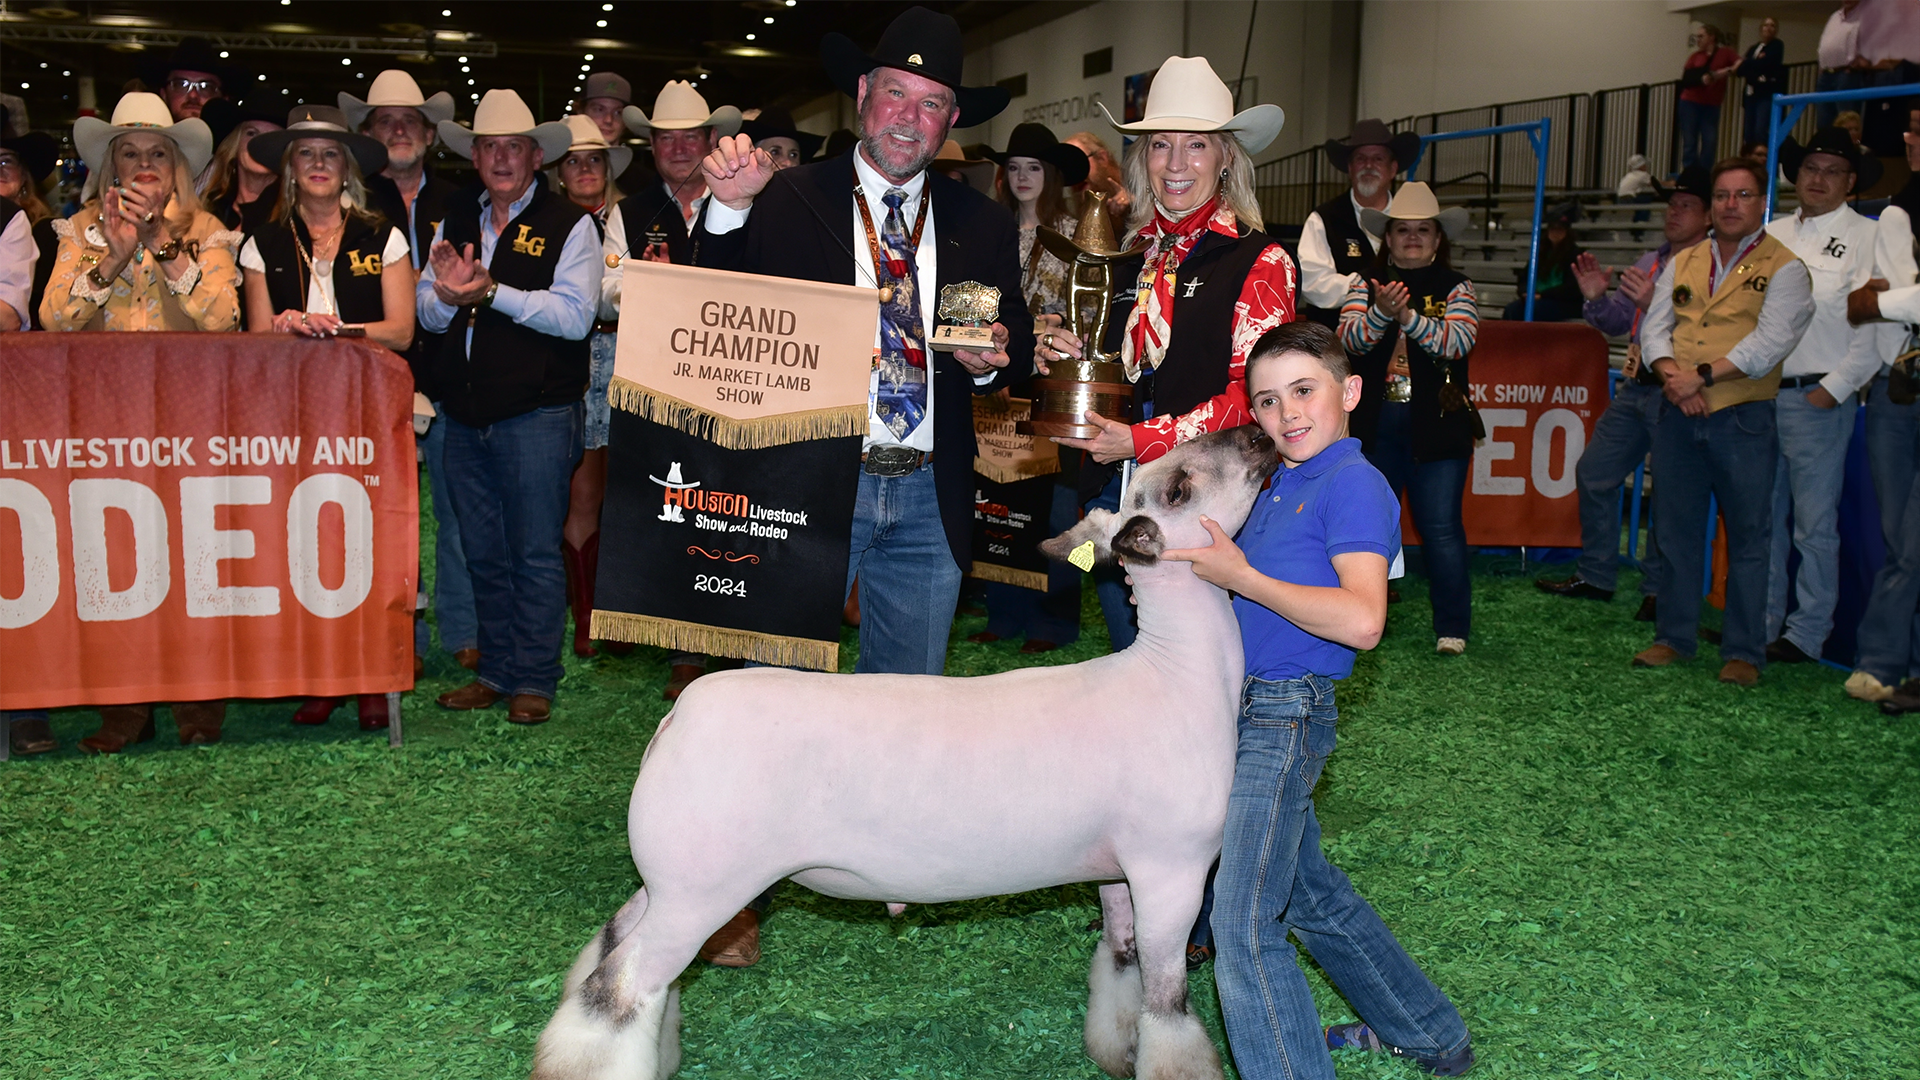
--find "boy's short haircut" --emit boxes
[1248,321,1350,383]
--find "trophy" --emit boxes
[929,281,1001,351]
[1018,192,1149,439]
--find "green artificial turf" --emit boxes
[3,521,1917,1079]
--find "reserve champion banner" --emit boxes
[0,334,418,710]
[972,392,1059,485]
[609,259,879,449]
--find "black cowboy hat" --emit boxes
[1779,126,1885,193]
[1323,118,1421,174]
[1544,200,1581,228]
[200,97,284,148]
[819,128,857,161]
[0,109,58,182]
[1652,164,1712,207]
[739,106,824,161]
[982,122,1090,186]
[821,6,1010,129]
[246,105,389,177]
[139,35,248,93]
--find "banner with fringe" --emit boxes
[969,473,1056,594]
[972,393,1060,484]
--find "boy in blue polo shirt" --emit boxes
[1165,322,1474,1079]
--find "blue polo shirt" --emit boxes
[1233,437,1400,681]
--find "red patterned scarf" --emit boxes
[1123,196,1239,380]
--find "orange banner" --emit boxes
[0,334,418,710]
[1405,321,1614,548]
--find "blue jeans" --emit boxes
[1214,676,1469,1080]
[983,484,1083,646]
[1742,91,1777,148]
[1765,386,1859,655]
[584,331,616,450]
[1086,471,1139,651]
[1367,402,1472,640]
[1575,380,1666,594]
[422,406,479,656]
[1814,69,1864,130]
[1652,398,1776,665]
[1857,375,1920,683]
[443,403,583,700]
[1676,99,1720,172]
[844,464,964,674]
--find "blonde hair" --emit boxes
[548,149,623,210]
[83,132,202,235]
[1121,131,1262,243]
[201,124,252,213]
[269,137,381,227]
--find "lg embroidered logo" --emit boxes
[1422,294,1446,318]
[346,249,381,276]
[1821,236,1847,258]
[511,224,547,257]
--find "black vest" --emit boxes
[435,178,592,428]
[1350,261,1476,463]
[622,182,696,266]
[29,215,57,331]
[367,169,467,399]
[251,215,394,324]
[1300,194,1376,329]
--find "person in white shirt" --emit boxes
[1296,118,1418,328]
[0,189,33,331]
[1816,0,1867,129]
[1760,129,1887,665]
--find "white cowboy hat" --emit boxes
[623,80,742,136]
[438,89,572,163]
[74,91,214,178]
[1359,181,1471,240]
[1099,56,1284,155]
[558,113,633,177]
[339,69,456,130]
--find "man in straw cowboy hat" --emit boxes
[1297,118,1419,329]
[605,79,741,269]
[416,88,602,726]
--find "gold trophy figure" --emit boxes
[1018,192,1149,439]
[929,281,1001,351]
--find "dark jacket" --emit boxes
[366,167,466,397]
[694,151,1037,570]
[1737,38,1786,96]
[1349,262,1477,463]
[251,214,398,324]
[1301,193,1375,329]
[28,214,56,331]
[621,179,703,267]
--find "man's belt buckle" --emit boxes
[862,445,924,477]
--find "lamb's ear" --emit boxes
[1040,508,1120,565]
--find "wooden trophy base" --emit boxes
[929,324,995,352]
[1017,419,1103,439]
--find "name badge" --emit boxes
[644,224,671,248]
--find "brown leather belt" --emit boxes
[860,445,931,476]
[593,320,619,335]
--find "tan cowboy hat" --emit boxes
[246,104,390,176]
[1099,56,1284,155]
[74,91,214,177]
[1359,181,1470,240]
[340,69,456,130]
[558,113,633,177]
[439,89,572,163]
[623,81,741,136]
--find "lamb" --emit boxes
[531,424,1279,1080]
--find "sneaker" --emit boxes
[1326,1022,1476,1076]
[1436,637,1466,656]
[1844,670,1895,703]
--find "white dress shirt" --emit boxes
[1296,190,1381,311]
[1819,7,1861,69]
[415,182,603,351]
[1765,203,1885,400]
[240,227,411,317]
[1872,206,1919,367]
[1640,228,1814,378]
[0,209,33,326]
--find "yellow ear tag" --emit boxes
[1068,540,1097,572]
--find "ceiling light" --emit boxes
[281,0,290,5]
[442,8,452,16]
[357,72,365,78]
[63,70,71,76]
[258,73,266,81]
[218,51,229,58]
[746,33,756,40]
[467,79,475,85]
[282,88,290,94]
[763,16,774,23]
[39,62,48,69]
[596,19,607,27]
[602,2,612,8]
[458,55,468,63]
[461,65,469,72]
[785,0,795,5]
[341,57,352,65]
[584,53,595,60]
[19,83,29,90]
[28,2,82,20]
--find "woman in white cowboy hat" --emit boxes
[1041,55,1295,652]
[1339,180,1480,659]
[551,113,630,224]
[41,91,242,337]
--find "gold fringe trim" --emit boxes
[972,457,1060,485]
[591,609,839,672]
[609,376,867,450]
[967,562,1049,592]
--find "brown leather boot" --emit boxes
[454,648,481,671]
[80,705,155,754]
[698,908,762,967]
[175,701,227,745]
[1632,643,1683,667]
[438,682,504,710]
[564,534,600,658]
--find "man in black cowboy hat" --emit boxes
[1298,119,1421,329]
[1756,127,1888,667]
[738,106,823,172]
[142,36,244,122]
[1537,166,1712,614]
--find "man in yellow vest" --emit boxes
[1634,157,1814,686]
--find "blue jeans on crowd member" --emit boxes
[443,402,583,701]
[982,485,1084,647]
[584,331,616,451]
[1765,386,1859,657]
[1085,471,1139,651]
[844,464,965,675]
[1213,676,1471,1080]
[1742,92,1778,149]
[1814,69,1864,130]
[1857,374,1920,684]
[1575,380,1667,595]
[1367,402,1472,640]
[422,406,479,657]
[1651,398,1776,666]
[1676,99,1720,172]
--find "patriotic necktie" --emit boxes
[873,187,928,441]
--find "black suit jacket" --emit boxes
[694,151,1037,570]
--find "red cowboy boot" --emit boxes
[563,535,598,658]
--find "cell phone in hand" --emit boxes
[334,326,367,337]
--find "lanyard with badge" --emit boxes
[852,185,928,306]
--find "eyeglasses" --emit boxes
[167,76,220,95]
[1798,162,1852,180]
[1712,189,1760,204]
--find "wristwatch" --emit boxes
[1696,362,1715,387]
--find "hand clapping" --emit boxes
[429,240,494,307]
[1371,279,1412,323]
[1571,252,1612,302]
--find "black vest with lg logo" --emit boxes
[252,213,394,324]
[1300,193,1377,328]
[435,176,592,427]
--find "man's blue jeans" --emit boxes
[844,464,964,674]
[1765,386,1858,656]
[1742,91,1777,148]
[1086,471,1139,651]
[1676,99,1720,172]
[1651,398,1776,666]
[1574,380,1667,594]
[1857,375,1920,683]
[1214,676,1469,1080]
[443,403,582,701]
[1814,69,1863,129]
[422,407,479,656]
[1368,402,1472,640]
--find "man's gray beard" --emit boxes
[1353,174,1384,199]
[385,147,423,172]
[860,128,941,183]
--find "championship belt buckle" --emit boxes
[862,444,923,477]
